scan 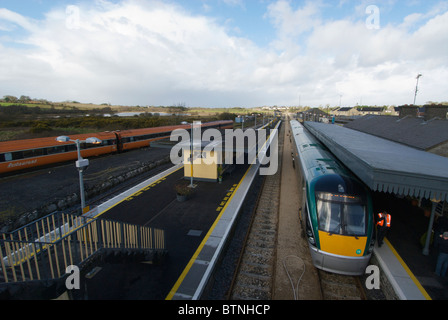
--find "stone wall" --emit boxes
[399,104,448,120]
[370,254,399,300]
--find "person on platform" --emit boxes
[376,211,391,248]
[435,231,448,277]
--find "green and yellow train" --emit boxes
[290,120,375,276]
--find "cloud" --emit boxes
[0,8,37,31]
[1,0,266,105]
[0,0,447,108]
[278,4,448,106]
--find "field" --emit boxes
[0,101,271,141]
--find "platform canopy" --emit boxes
[304,122,448,202]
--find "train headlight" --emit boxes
[308,236,315,245]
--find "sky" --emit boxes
[0,0,447,108]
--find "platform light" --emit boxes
[56,135,102,214]
[85,137,102,145]
[187,121,202,188]
[56,136,71,143]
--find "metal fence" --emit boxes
[0,212,166,284]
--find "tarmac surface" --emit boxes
[83,163,251,300]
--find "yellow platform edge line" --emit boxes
[164,123,278,300]
[385,238,432,300]
[92,166,183,219]
[165,164,253,300]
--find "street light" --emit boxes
[413,73,422,105]
[56,135,102,214]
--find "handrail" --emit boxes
[0,212,166,284]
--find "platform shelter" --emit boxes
[304,121,448,256]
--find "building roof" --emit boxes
[358,107,384,112]
[303,108,329,115]
[335,107,354,112]
[304,121,448,201]
[344,115,448,150]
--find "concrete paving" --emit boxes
[273,118,322,300]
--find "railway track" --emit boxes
[318,270,366,300]
[227,123,284,300]
[227,119,369,301]
[228,174,280,300]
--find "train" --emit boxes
[290,120,375,276]
[0,120,233,174]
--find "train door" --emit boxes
[114,132,123,153]
[299,178,307,235]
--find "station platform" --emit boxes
[374,240,430,300]
[78,161,256,300]
[302,121,448,300]
[373,193,448,300]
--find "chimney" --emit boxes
[398,105,418,118]
[423,104,448,121]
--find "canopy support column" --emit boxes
[422,200,438,256]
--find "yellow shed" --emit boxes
[183,141,223,182]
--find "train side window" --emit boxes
[12,151,24,160]
[4,153,12,161]
[135,135,149,141]
[0,154,5,163]
[81,142,98,149]
[22,150,35,159]
[47,146,66,155]
[34,148,45,157]
[66,144,77,152]
[21,148,45,159]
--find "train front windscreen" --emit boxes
[315,192,367,237]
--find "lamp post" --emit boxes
[414,74,422,105]
[56,136,102,213]
[189,121,201,188]
[190,123,194,188]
